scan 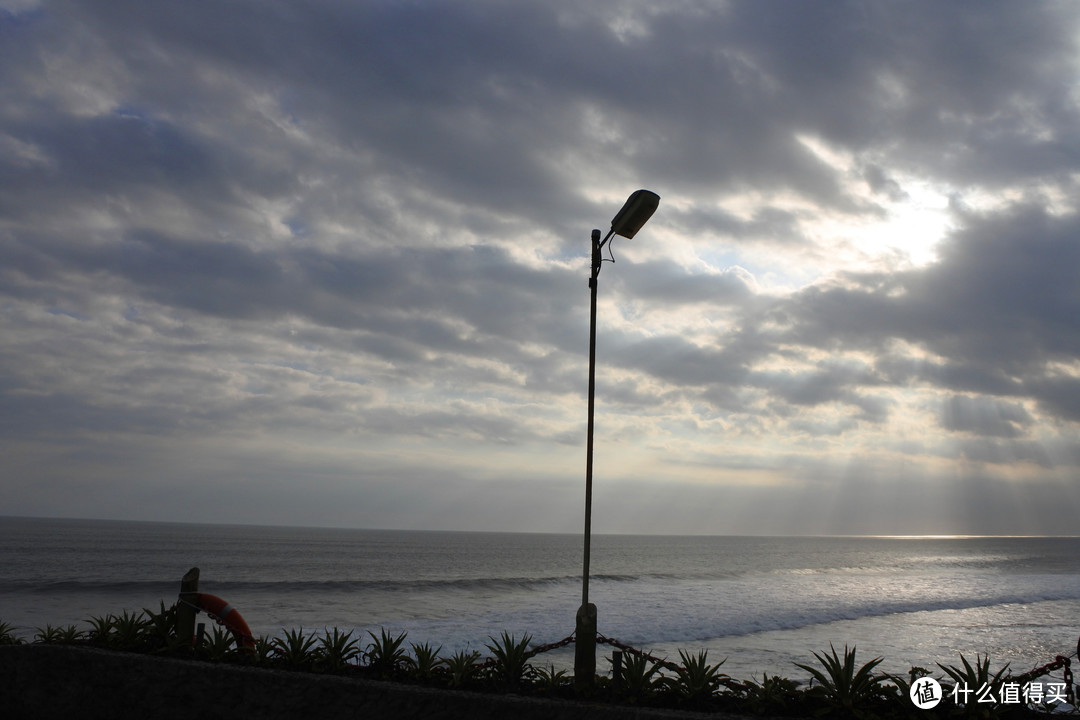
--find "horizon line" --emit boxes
[3,515,1079,539]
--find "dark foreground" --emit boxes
[0,644,754,720]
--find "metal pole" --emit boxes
[583,227,600,607]
[575,228,602,689]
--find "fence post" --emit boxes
[574,602,597,689]
[612,649,623,689]
[177,567,200,647]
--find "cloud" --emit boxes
[767,205,1080,417]
[2,1,1080,534]
[941,395,1033,438]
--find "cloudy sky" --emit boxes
[3,0,1080,535]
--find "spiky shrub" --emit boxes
[318,628,360,672]
[659,649,728,706]
[445,649,482,688]
[739,673,802,715]
[143,603,175,634]
[365,629,412,678]
[794,644,889,716]
[34,624,83,644]
[611,651,664,703]
[252,635,276,664]
[110,609,150,651]
[56,624,84,643]
[938,654,1010,718]
[484,632,533,688]
[85,614,116,646]
[534,664,571,691]
[272,628,321,669]
[199,626,236,662]
[142,601,181,653]
[0,621,22,645]
[410,642,444,681]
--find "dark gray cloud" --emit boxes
[2,0,1080,533]
[942,395,1033,438]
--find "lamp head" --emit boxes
[610,189,660,239]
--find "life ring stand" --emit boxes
[183,592,256,651]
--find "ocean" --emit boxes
[2,516,1079,684]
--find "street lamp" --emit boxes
[575,189,660,687]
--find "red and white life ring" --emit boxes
[193,592,255,649]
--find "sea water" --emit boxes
[2,517,1079,684]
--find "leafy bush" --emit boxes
[444,649,482,688]
[318,628,360,672]
[659,649,728,706]
[252,634,276,664]
[34,624,83,644]
[410,642,444,681]
[611,650,664,703]
[0,621,22,645]
[85,614,116,646]
[199,626,236,662]
[739,672,802,715]
[484,631,533,688]
[794,644,890,716]
[938,653,1010,718]
[365,628,411,678]
[272,628,320,669]
[142,602,178,647]
[111,609,151,651]
[534,664,571,691]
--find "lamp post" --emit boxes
[575,189,660,688]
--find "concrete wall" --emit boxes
[0,644,725,720]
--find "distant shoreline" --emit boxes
[4,514,1079,538]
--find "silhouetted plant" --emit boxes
[445,649,482,688]
[85,614,116,646]
[142,602,177,646]
[660,649,728,705]
[272,628,320,669]
[738,673,802,715]
[938,653,1010,719]
[34,624,83,644]
[410,642,444,681]
[534,664,571,691]
[252,634,275,664]
[611,651,664,703]
[365,628,411,678]
[111,609,150,650]
[318,628,360,671]
[199,625,236,662]
[0,621,22,645]
[484,631,533,688]
[795,644,889,716]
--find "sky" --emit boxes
[2,0,1080,535]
